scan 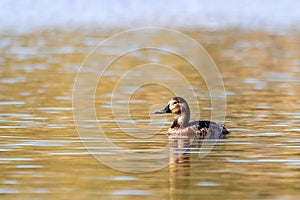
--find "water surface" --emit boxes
[0,29,300,199]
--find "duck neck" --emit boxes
[176,105,190,128]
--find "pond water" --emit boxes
[0,29,300,199]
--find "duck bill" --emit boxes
[154,105,171,114]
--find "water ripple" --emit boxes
[112,190,152,196]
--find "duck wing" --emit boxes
[167,120,229,139]
[189,120,229,139]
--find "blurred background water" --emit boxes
[1,0,300,32]
[0,0,300,199]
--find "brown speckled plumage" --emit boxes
[155,97,229,139]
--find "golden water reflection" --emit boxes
[0,29,300,199]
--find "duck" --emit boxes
[154,97,229,139]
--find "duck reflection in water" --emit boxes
[155,97,230,194]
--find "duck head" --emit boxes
[154,97,182,115]
[154,97,190,127]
